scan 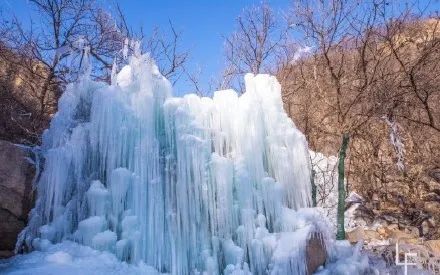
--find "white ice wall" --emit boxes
[17,53,325,275]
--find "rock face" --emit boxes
[306,234,327,274]
[0,140,35,258]
[346,227,366,244]
[424,240,440,256]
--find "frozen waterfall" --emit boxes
[16,53,328,274]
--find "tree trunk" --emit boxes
[39,69,55,116]
[336,133,350,240]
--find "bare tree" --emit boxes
[0,0,190,144]
[288,0,409,239]
[1,0,124,116]
[148,21,189,85]
[380,11,440,133]
[283,0,439,238]
[221,3,288,91]
[113,4,189,85]
[184,65,205,96]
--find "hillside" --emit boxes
[280,18,440,239]
[0,43,59,144]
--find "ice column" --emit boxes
[18,53,319,275]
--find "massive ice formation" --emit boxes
[17,53,326,274]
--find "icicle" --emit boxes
[18,53,327,275]
[122,38,129,60]
[78,46,91,78]
[131,40,142,57]
[111,60,118,86]
[383,116,406,172]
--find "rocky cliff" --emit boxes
[0,140,35,258]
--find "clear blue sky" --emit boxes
[4,0,291,95]
[112,0,291,94]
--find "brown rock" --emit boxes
[427,217,436,228]
[390,237,419,245]
[364,229,381,240]
[422,192,440,202]
[0,140,35,258]
[306,234,327,275]
[427,180,440,194]
[424,240,440,256]
[382,214,399,224]
[389,229,415,240]
[0,250,14,258]
[424,201,440,215]
[428,168,440,183]
[384,224,399,234]
[415,200,425,209]
[377,227,387,237]
[421,220,431,236]
[404,226,420,237]
[346,227,365,244]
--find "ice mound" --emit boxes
[314,241,373,275]
[13,52,329,274]
[1,241,162,275]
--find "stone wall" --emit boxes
[0,140,35,258]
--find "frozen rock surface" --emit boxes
[11,53,330,274]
